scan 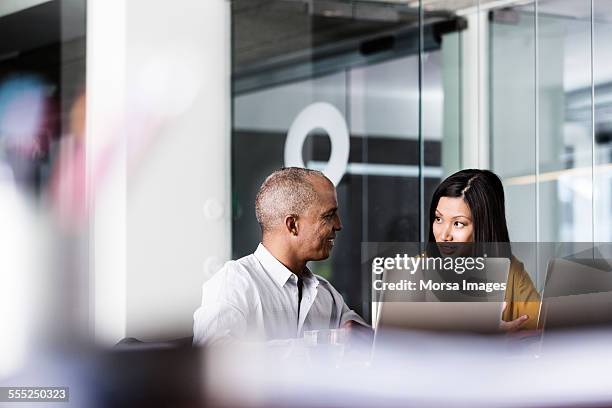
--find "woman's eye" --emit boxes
[454,221,465,228]
[434,217,442,223]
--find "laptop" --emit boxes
[373,257,511,340]
[539,258,612,330]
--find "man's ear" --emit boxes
[284,214,299,236]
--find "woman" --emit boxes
[428,169,540,331]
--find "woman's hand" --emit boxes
[499,301,529,332]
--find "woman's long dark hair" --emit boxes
[428,169,511,256]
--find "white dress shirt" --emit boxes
[193,243,367,345]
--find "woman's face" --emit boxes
[432,196,474,245]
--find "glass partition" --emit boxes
[230,0,611,319]
[489,3,537,243]
[594,2,612,243]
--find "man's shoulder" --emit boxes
[206,253,261,288]
[313,274,342,295]
[197,254,264,320]
[229,252,261,271]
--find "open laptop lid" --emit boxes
[373,257,511,337]
[540,258,612,330]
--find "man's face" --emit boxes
[297,176,342,262]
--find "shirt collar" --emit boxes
[254,243,318,289]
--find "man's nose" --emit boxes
[334,215,343,231]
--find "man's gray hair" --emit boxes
[255,167,328,233]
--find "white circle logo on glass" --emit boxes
[284,102,349,186]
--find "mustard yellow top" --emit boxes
[502,256,541,330]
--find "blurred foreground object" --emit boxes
[207,328,612,408]
[0,178,35,378]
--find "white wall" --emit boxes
[87,0,127,346]
[88,0,231,344]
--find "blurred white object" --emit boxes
[0,180,34,378]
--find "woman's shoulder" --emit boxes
[509,255,525,271]
[509,255,539,291]
[509,255,530,278]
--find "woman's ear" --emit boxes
[284,214,299,236]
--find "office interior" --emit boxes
[1,0,612,406]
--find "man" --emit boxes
[193,167,369,345]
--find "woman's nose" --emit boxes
[442,224,453,241]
